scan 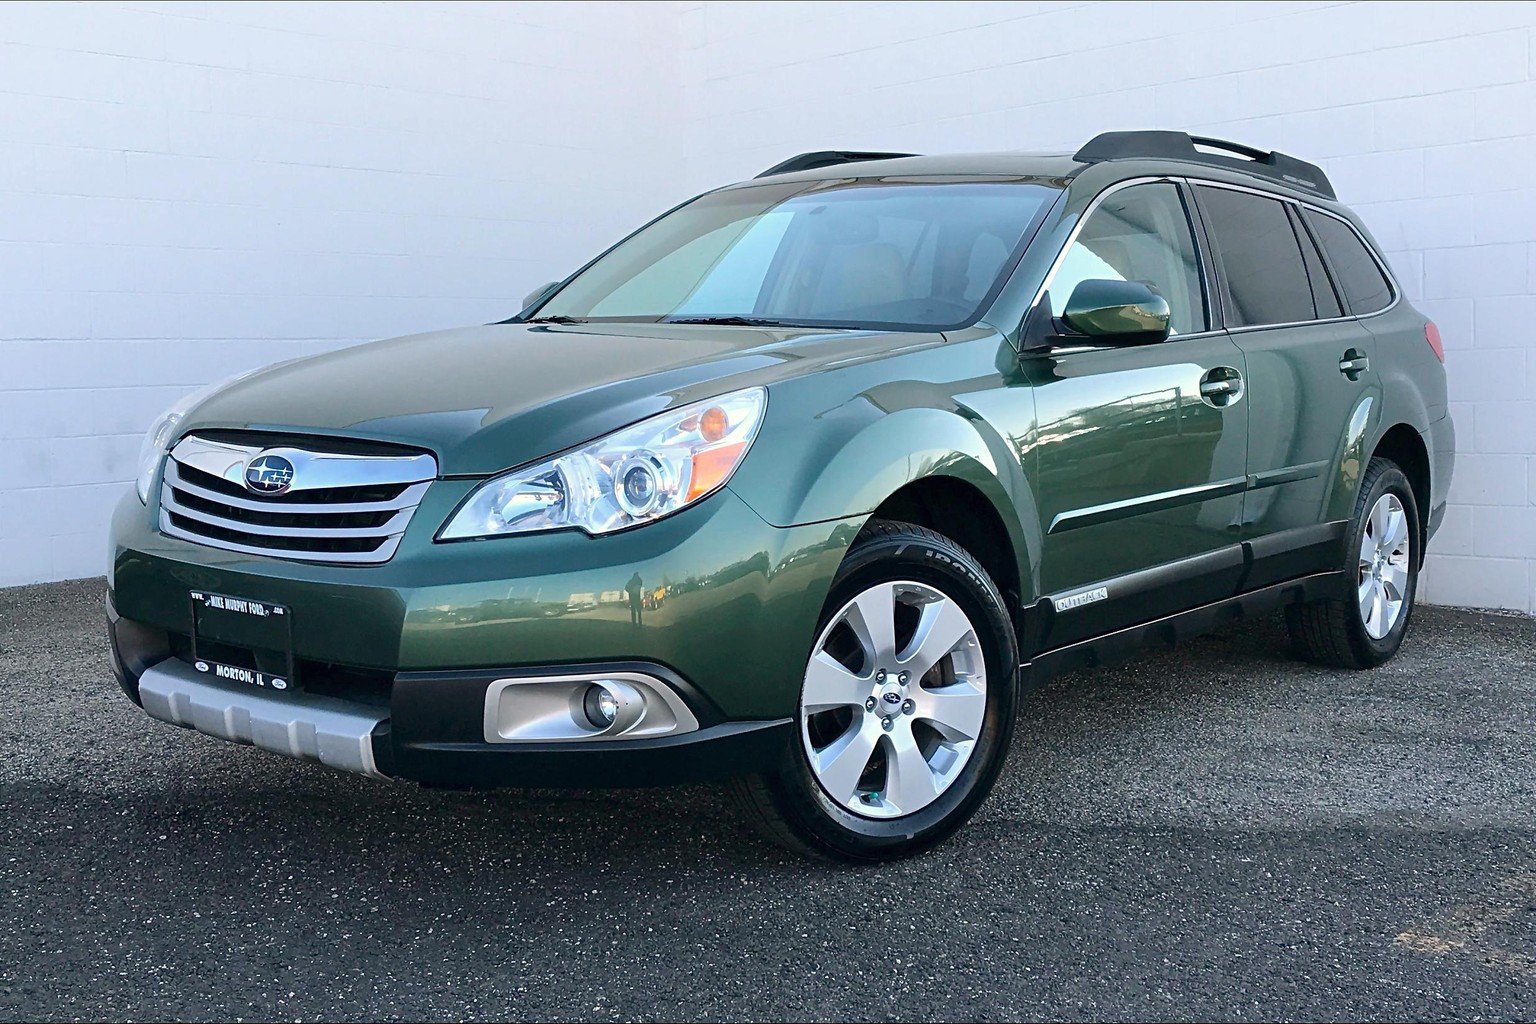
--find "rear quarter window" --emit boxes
[1301,209,1395,315]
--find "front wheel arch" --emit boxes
[867,475,1026,641]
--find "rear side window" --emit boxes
[1290,206,1343,319]
[1195,185,1316,327]
[1302,209,1394,315]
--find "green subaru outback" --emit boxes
[108,131,1453,861]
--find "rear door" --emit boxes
[1191,183,1378,588]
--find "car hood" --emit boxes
[182,322,944,475]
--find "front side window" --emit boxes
[534,180,1059,331]
[1196,185,1316,328]
[1302,209,1395,315]
[1048,181,1207,336]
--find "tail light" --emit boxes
[1424,322,1445,363]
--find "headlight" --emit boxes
[133,367,271,503]
[134,407,185,504]
[439,387,766,540]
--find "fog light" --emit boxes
[583,684,620,728]
[483,673,693,743]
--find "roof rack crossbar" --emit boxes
[755,150,917,178]
[1073,130,1335,199]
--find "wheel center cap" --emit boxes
[878,684,905,711]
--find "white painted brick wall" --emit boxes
[678,0,1536,613]
[0,0,685,585]
[4,1,1536,615]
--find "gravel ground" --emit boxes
[2,578,1535,1022]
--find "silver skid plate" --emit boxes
[137,659,389,778]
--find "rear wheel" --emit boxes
[734,519,1018,861]
[1287,457,1420,668]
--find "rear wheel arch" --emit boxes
[1372,423,1431,564]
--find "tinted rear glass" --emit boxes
[1196,185,1316,327]
[1302,209,1394,315]
[1291,206,1342,319]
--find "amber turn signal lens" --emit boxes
[687,442,747,501]
[699,406,729,443]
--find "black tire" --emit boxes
[1287,457,1421,669]
[733,519,1019,862]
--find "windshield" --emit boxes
[531,179,1059,331]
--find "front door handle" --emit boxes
[1339,349,1370,380]
[1199,366,1244,407]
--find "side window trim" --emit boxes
[1180,176,1400,331]
[1175,179,1223,335]
[1286,202,1343,320]
[1183,179,1232,331]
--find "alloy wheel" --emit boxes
[1358,492,1411,640]
[799,581,987,819]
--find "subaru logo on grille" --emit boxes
[244,453,295,495]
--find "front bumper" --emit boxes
[126,652,794,787]
[108,484,845,787]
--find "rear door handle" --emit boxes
[1199,366,1244,407]
[1339,349,1370,379]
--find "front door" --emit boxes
[1022,180,1249,647]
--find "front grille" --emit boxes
[158,433,437,565]
[176,461,411,506]
[170,486,399,530]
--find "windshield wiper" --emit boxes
[525,315,584,324]
[664,315,794,327]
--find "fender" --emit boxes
[730,396,1042,607]
[1369,331,1436,436]
[1359,300,1448,512]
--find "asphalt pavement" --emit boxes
[2,578,1535,1021]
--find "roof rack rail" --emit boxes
[1073,130,1335,199]
[755,150,917,178]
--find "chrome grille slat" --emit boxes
[161,496,413,539]
[170,435,435,492]
[158,435,437,565]
[168,474,430,515]
[158,511,409,564]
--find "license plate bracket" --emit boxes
[189,590,297,691]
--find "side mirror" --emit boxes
[1059,279,1170,345]
[522,280,562,311]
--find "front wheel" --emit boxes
[1287,457,1420,668]
[734,520,1019,861]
